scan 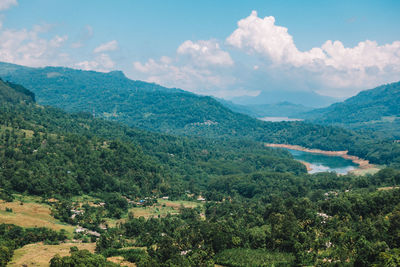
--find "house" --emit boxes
[197,196,206,201]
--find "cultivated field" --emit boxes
[0,197,75,234]
[8,242,96,267]
[105,198,204,227]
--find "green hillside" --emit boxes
[2,62,400,167]
[2,76,400,266]
[305,81,400,138]
[0,79,312,199]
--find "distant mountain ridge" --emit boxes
[304,81,400,138]
[231,90,339,108]
[217,98,312,118]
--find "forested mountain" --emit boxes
[304,81,400,138]
[0,63,351,139]
[0,78,311,199]
[1,62,400,168]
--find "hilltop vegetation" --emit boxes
[1,62,400,168]
[304,81,400,138]
[0,78,309,200]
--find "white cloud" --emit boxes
[0,17,118,75]
[0,25,69,67]
[132,39,237,95]
[133,57,236,94]
[75,53,115,72]
[93,40,118,53]
[177,40,233,67]
[226,11,400,96]
[0,0,17,11]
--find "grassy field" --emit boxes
[129,199,203,218]
[105,199,204,227]
[106,256,136,267]
[350,166,381,176]
[378,186,400,191]
[0,198,75,235]
[8,242,96,267]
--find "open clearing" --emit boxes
[129,199,203,219]
[8,242,96,267]
[107,256,136,267]
[106,199,204,226]
[0,200,75,234]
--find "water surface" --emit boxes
[287,149,358,174]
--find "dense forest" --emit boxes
[304,81,400,138]
[0,79,308,199]
[1,77,400,266]
[1,62,400,167]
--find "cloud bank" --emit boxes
[0,24,68,67]
[225,11,400,96]
[133,40,240,97]
[133,11,400,98]
[0,6,399,99]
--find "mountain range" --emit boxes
[1,61,400,165]
[231,89,339,108]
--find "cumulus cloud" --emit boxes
[226,11,400,96]
[75,53,115,72]
[0,12,119,74]
[93,40,118,53]
[0,25,69,67]
[227,11,325,67]
[0,0,17,11]
[133,39,238,95]
[177,40,234,67]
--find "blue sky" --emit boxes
[1,0,400,98]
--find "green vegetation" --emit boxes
[0,224,67,266]
[1,62,400,167]
[50,247,118,267]
[305,81,400,138]
[2,74,400,265]
[0,78,311,200]
[214,248,295,266]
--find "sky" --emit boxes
[0,0,400,99]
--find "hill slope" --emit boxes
[0,62,344,140]
[1,62,400,166]
[304,81,400,138]
[0,80,312,198]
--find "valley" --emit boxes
[1,2,400,266]
[0,66,399,266]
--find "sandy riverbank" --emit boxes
[266,143,377,173]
